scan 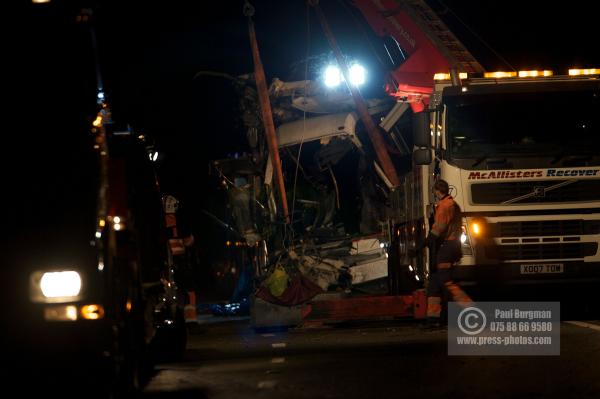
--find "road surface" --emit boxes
[143,317,600,398]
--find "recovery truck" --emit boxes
[403,70,600,286]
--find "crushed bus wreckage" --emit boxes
[209,76,406,299]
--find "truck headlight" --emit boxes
[30,270,82,303]
[460,226,473,255]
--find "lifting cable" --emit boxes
[288,1,313,245]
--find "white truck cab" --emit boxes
[406,71,600,284]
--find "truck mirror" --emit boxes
[413,148,432,165]
[412,111,430,148]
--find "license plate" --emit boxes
[520,264,564,274]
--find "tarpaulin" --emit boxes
[255,274,323,307]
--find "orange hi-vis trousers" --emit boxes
[426,264,473,319]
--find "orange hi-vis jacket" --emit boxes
[430,195,460,241]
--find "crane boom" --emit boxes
[354,0,484,108]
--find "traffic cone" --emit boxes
[184,291,198,323]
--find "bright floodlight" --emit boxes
[324,65,342,87]
[324,64,366,88]
[349,64,366,86]
[40,271,82,298]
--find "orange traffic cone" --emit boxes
[184,291,198,323]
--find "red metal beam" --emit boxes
[246,11,290,223]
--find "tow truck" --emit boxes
[404,69,600,286]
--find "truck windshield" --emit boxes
[446,85,600,160]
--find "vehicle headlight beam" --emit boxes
[30,270,83,303]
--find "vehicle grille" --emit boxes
[471,180,600,204]
[485,242,597,260]
[490,220,600,237]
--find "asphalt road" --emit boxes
[142,317,600,399]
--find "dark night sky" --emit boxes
[16,0,600,251]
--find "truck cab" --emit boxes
[408,71,600,284]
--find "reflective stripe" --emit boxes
[165,213,177,228]
[445,282,473,306]
[184,291,198,322]
[433,222,447,229]
[431,221,446,235]
[427,296,442,318]
[169,238,185,255]
[427,305,441,318]
[428,296,441,304]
